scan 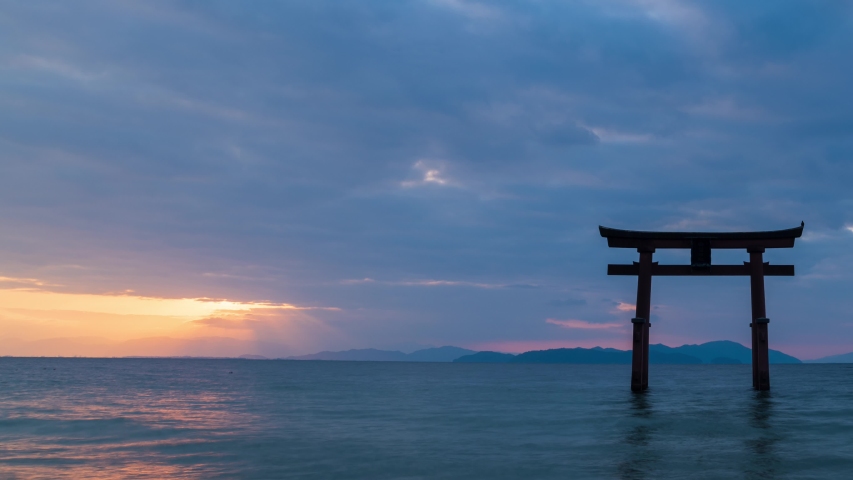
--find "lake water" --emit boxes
[1,359,852,479]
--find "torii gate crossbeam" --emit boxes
[600,222,804,392]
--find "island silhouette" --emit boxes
[453,341,799,364]
[284,341,808,364]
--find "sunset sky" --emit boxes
[1,1,852,359]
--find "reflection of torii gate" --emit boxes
[600,222,804,392]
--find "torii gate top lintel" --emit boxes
[599,221,804,249]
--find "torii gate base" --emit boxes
[601,223,803,392]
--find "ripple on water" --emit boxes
[1,359,853,479]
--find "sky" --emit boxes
[1,0,852,359]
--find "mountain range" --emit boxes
[805,351,853,363]
[286,346,476,362]
[453,341,801,364]
[285,341,808,364]
[4,337,852,363]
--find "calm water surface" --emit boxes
[1,359,852,479]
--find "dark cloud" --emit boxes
[1,0,852,356]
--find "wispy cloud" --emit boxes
[10,55,109,83]
[685,98,774,122]
[615,302,636,312]
[428,0,504,21]
[546,318,624,330]
[401,160,456,188]
[587,126,653,144]
[0,288,335,317]
[0,286,342,356]
[0,276,63,288]
[342,278,539,289]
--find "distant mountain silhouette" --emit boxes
[454,341,801,364]
[454,351,516,363]
[455,347,701,364]
[288,348,408,361]
[239,354,268,360]
[512,347,632,364]
[3,337,804,364]
[287,346,476,362]
[806,351,853,363]
[405,346,476,361]
[649,340,801,364]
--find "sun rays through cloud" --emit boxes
[0,281,341,357]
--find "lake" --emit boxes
[1,359,852,479]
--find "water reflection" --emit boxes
[744,391,780,479]
[630,391,653,420]
[0,361,251,479]
[618,392,658,480]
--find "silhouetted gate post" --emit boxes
[749,248,771,390]
[631,248,654,391]
[600,223,803,392]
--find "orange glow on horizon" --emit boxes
[0,283,341,356]
[0,288,325,318]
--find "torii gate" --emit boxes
[600,222,803,391]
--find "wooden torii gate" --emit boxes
[600,222,803,392]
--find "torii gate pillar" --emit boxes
[630,248,654,392]
[749,248,770,390]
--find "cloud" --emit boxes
[10,55,109,83]
[587,126,654,144]
[401,160,455,188]
[0,286,340,355]
[0,276,62,288]
[342,278,539,289]
[193,316,266,330]
[549,297,587,307]
[1,1,853,354]
[546,319,624,330]
[614,302,636,313]
[428,0,504,21]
